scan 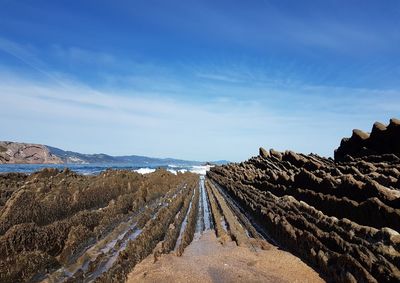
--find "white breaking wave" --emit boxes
[169,166,211,175]
[167,169,188,175]
[134,165,212,175]
[189,165,213,175]
[167,169,177,175]
[134,168,156,174]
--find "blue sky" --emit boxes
[1,0,399,161]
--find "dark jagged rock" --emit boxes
[259,147,270,158]
[335,118,400,161]
[208,136,400,282]
[0,169,198,282]
[269,149,282,160]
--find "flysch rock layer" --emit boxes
[0,168,198,282]
[207,118,400,283]
[335,118,400,161]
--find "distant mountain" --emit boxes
[46,145,203,166]
[0,141,229,165]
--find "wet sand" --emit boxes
[127,230,324,283]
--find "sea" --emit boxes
[0,164,212,176]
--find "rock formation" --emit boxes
[208,119,400,282]
[0,142,62,164]
[0,169,198,282]
[335,118,400,161]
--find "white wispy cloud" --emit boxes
[1,65,399,161]
[0,37,399,160]
[0,36,73,88]
[51,45,116,66]
[0,71,285,160]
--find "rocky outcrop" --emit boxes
[208,145,400,282]
[0,142,62,164]
[0,168,198,282]
[335,118,400,161]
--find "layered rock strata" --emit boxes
[0,169,198,282]
[208,141,400,282]
[335,118,400,161]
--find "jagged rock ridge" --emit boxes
[335,118,400,161]
[208,119,400,282]
[0,169,199,282]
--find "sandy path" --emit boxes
[127,231,324,283]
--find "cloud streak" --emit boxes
[1,63,399,161]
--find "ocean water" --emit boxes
[0,164,212,175]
